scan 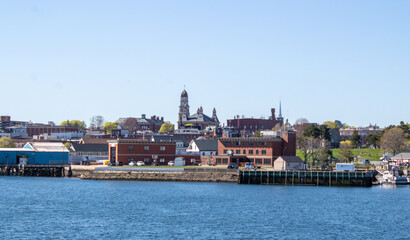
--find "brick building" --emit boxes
[204,131,296,167]
[226,107,283,137]
[108,139,176,166]
[116,114,165,135]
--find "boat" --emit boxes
[381,171,407,185]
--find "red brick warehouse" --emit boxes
[108,139,176,165]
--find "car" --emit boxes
[227,163,238,169]
[129,161,137,166]
[244,162,255,170]
[137,161,145,166]
[168,161,174,166]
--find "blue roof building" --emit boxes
[0,142,69,165]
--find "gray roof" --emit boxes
[186,113,218,123]
[275,156,304,163]
[151,135,189,147]
[391,152,410,160]
[193,139,218,151]
[70,143,108,153]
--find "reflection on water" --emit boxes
[0,177,409,240]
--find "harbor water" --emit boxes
[0,176,408,240]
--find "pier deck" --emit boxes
[238,170,375,187]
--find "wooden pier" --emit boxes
[0,164,68,177]
[238,170,376,187]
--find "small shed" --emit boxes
[273,156,304,170]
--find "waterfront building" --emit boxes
[273,156,304,170]
[108,139,176,166]
[68,143,108,164]
[204,131,296,167]
[390,152,410,165]
[186,139,218,162]
[0,142,69,165]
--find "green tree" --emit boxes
[158,121,175,133]
[340,140,353,162]
[0,137,16,148]
[365,133,382,148]
[323,121,339,129]
[60,120,86,129]
[380,127,407,155]
[350,130,361,148]
[304,125,321,139]
[103,122,118,134]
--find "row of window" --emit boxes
[223,149,267,155]
[224,141,267,147]
[249,159,271,164]
[128,146,166,151]
[216,158,229,164]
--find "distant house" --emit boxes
[69,143,108,164]
[186,139,218,160]
[273,156,304,171]
[150,135,189,154]
[391,152,410,165]
[116,114,165,134]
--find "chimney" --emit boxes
[161,117,164,121]
[151,115,156,120]
[271,108,276,119]
[141,114,146,119]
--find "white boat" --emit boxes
[381,171,407,185]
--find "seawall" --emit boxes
[66,166,238,183]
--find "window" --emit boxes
[262,150,266,155]
[223,150,227,154]
[160,146,166,151]
[144,146,150,150]
[191,159,196,163]
[128,158,134,162]
[222,158,228,164]
[236,141,240,146]
[144,158,150,163]
[262,141,267,146]
[256,159,262,164]
[216,158,222,164]
[256,150,259,154]
[160,158,165,162]
[249,142,253,146]
[264,159,271,164]
[243,150,246,154]
[248,150,254,154]
[236,150,240,154]
[128,146,134,150]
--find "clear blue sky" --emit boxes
[1,1,409,128]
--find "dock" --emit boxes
[238,170,376,187]
[0,164,68,177]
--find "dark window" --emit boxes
[128,146,134,150]
[264,159,271,164]
[223,150,227,154]
[262,150,266,155]
[256,159,262,164]
[243,150,246,154]
[144,146,150,150]
[262,141,267,146]
[256,150,259,154]
[216,158,222,164]
[249,142,253,146]
[223,158,228,164]
[249,150,254,154]
[236,150,240,154]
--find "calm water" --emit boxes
[0,177,409,240]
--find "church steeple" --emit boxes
[178,89,190,128]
